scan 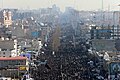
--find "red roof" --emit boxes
[0,56,27,61]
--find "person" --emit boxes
[118,73,120,79]
[114,73,118,80]
[23,76,26,80]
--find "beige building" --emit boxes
[3,10,12,26]
[0,10,12,26]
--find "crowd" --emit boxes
[30,41,109,80]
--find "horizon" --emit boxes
[0,0,120,12]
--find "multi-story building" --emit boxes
[0,10,12,26]
[90,25,120,39]
[0,39,18,57]
[90,25,116,39]
[113,11,120,26]
[0,56,29,77]
[3,10,12,26]
[112,25,120,39]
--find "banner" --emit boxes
[19,66,26,71]
[109,62,120,75]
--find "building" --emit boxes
[0,11,4,25]
[0,39,18,57]
[90,25,120,39]
[17,38,32,51]
[0,10,12,26]
[112,25,120,39]
[0,56,29,77]
[90,25,113,39]
[113,11,120,26]
[12,25,26,38]
[92,39,116,52]
[3,10,12,26]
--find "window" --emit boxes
[10,49,13,51]
[5,17,7,20]
[3,52,5,55]
[1,49,7,51]
[23,55,25,57]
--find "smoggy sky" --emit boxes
[0,0,120,11]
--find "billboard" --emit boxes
[20,53,31,60]
[109,62,120,75]
[19,66,26,71]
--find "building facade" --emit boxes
[0,10,12,26]
[0,39,18,57]
[0,56,29,78]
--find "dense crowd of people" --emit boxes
[28,25,111,80]
[30,41,109,80]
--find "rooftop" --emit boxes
[0,40,14,49]
[0,56,27,61]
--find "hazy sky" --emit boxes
[0,0,120,11]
